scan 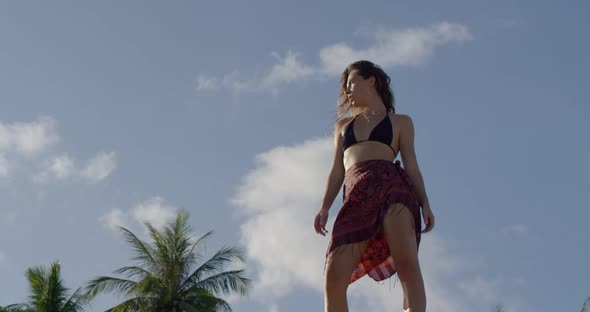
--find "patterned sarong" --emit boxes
[326,159,422,283]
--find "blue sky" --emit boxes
[1,1,588,311]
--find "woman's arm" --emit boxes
[399,114,435,233]
[399,114,429,207]
[320,119,347,212]
[314,118,348,236]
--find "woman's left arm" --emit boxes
[399,114,435,233]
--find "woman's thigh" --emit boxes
[382,203,419,268]
[324,241,367,287]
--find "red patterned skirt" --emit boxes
[326,159,422,284]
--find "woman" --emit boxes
[313,60,435,312]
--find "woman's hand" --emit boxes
[314,208,329,236]
[421,204,435,233]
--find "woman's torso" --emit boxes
[340,111,402,172]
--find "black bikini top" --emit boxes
[342,112,396,154]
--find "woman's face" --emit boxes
[345,70,373,107]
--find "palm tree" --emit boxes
[85,211,251,311]
[582,296,590,312]
[1,260,89,311]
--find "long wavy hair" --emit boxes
[332,60,396,135]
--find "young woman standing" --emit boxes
[314,60,435,312]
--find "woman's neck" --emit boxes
[362,96,386,115]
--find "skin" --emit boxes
[313,69,435,312]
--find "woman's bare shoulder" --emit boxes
[392,113,413,128]
[334,116,354,135]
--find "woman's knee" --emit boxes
[324,244,365,290]
[324,262,349,291]
[394,253,421,273]
[324,253,353,289]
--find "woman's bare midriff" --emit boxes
[343,143,397,172]
[341,113,402,172]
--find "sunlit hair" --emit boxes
[332,60,396,135]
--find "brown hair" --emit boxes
[338,60,395,117]
[331,60,396,135]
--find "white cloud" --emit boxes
[319,22,471,76]
[99,209,129,232]
[196,70,254,94]
[49,155,75,178]
[229,138,332,298]
[0,117,116,183]
[260,50,315,91]
[197,22,471,94]
[0,116,59,156]
[33,152,116,183]
[131,196,178,230]
[196,75,221,91]
[80,151,116,182]
[34,155,76,182]
[229,137,516,312]
[100,197,178,235]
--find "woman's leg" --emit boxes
[324,241,367,312]
[383,203,426,312]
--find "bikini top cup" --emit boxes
[342,112,396,154]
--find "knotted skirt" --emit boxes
[326,159,422,283]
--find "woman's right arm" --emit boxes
[319,123,346,212]
[315,119,348,235]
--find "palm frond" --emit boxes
[105,297,151,312]
[17,261,86,311]
[25,265,47,304]
[113,266,153,279]
[145,223,170,275]
[125,275,164,298]
[47,261,68,310]
[166,211,195,281]
[181,246,245,291]
[118,226,157,272]
[582,296,590,312]
[84,276,137,298]
[0,304,33,312]
[62,287,91,312]
[181,230,214,280]
[182,288,232,312]
[92,211,250,311]
[190,269,251,297]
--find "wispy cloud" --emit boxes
[260,51,315,91]
[228,136,523,311]
[131,196,178,230]
[99,208,129,232]
[0,116,59,156]
[197,22,471,94]
[80,151,117,182]
[33,152,117,183]
[100,196,179,234]
[0,116,116,183]
[34,154,76,181]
